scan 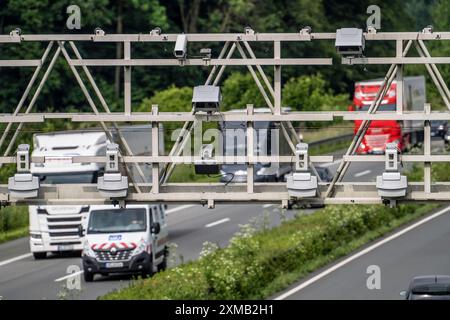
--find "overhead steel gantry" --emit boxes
[0,27,450,208]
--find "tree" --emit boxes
[282,73,349,112]
[138,86,193,148]
[0,0,169,115]
[222,73,267,110]
[113,0,168,98]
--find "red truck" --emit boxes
[351,76,426,154]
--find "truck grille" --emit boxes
[94,249,133,262]
[48,224,80,230]
[46,215,82,238]
[49,231,80,237]
[47,217,82,223]
[365,134,389,148]
[50,241,82,246]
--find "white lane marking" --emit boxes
[205,218,230,228]
[274,206,450,300]
[0,253,32,268]
[54,270,84,282]
[322,159,343,168]
[263,204,274,209]
[354,170,371,178]
[165,204,195,215]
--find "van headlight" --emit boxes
[83,240,96,258]
[30,233,42,240]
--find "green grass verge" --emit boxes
[310,138,351,156]
[0,206,29,244]
[168,164,220,183]
[102,203,438,300]
[0,226,29,244]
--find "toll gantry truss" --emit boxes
[0,27,450,208]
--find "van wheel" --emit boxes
[287,201,294,210]
[33,252,47,260]
[84,271,94,282]
[141,268,152,279]
[140,262,154,278]
[158,256,168,272]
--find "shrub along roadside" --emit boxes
[102,203,437,300]
[0,206,28,244]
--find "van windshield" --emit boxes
[87,208,147,234]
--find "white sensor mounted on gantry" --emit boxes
[286,143,318,198]
[8,144,40,199]
[97,143,128,198]
[192,85,222,113]
[335,28,365,57]
[376,143,408,205]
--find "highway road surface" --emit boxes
[275,205,450,300]
[0,141,445,300]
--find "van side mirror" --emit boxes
[151,222,161,235]
[77,224,85,237]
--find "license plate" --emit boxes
[105,262,124,268]
[57,244,74,251]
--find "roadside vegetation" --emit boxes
[103,161,450,300]
[0,206,28,244]
[102,203,437,300]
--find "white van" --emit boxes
[81,204,168,282]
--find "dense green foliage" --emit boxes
[0,0,447,157]
[0,206,28,243]
[102,203,434,300]
[283,74,349,111]
[0,0,447,117]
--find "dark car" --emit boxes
[444,128,450,146]
[431,121,448,139]
[315,166,333,182]
[401,275,450,300]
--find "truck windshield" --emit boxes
[87,208,147,234]
[37,172,98,184]
[356,103,396,112]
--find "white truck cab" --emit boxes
[81,204,168,282]
[29,131,107,259]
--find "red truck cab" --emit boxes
[351,77,425,154]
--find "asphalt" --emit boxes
[0,140,445,300]
[276,205,450,300]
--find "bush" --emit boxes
[222,73,267,110]
[102,203,430,300]
[282,73,349,112]
[0,206,28,233]
[0,206,29,243]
